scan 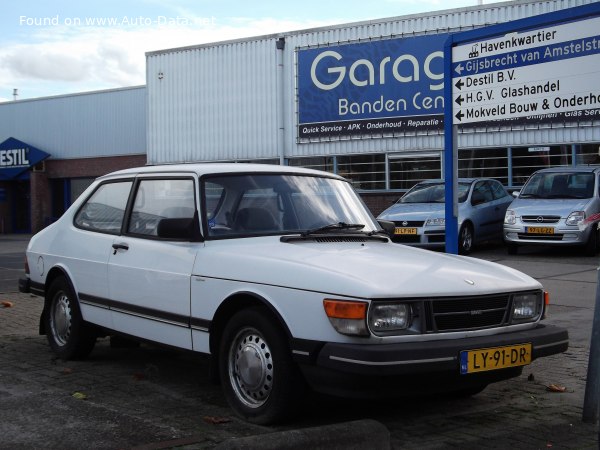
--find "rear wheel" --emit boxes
[44,277,96,360]
[458,223,474,255]
[219,307,303,424]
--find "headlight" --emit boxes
[368,303,411,333]
[512,292,542,323]
[323,299,369,336]
[504,210,516,225]
[566,211,585,226]
[426,218,445,226]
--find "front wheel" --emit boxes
[458,223,474,255]
[219,307,303,424]
[44,277,96,360]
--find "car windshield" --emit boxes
[203,174,379,238]
[520,172,595,199]
[400,182,471,204]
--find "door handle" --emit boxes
[112,243,129,255]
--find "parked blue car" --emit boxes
[378,178,513,254]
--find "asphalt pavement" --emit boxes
[1,234,599,449]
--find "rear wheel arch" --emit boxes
[40,267,76,334]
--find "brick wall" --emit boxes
[360,192,401,217]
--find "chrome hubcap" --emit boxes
[228,328,273,408]
[51,293,72,346]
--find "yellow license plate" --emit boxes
[460,343,531,374]
[526,226,554,234]
[394,227,417,235]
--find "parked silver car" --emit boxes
[378,178,513,254]
[504,166,600,255]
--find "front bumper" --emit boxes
[504,224,591,245]
[295,324,568,397]
[390,226,445,247]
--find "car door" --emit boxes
[71,179,134,329]
[470,181,499,240]
[107,176,199,350]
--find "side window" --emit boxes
[127,178,196,237]
[472,181,493,205]
[74,181,132,234]
[490,180,509,200]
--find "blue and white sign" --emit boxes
[452,15,600,125]
[297,34,448,139]
[0,137,50,180]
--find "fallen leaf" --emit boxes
[62,368,74,375]
[72,392,87,400]
[203,416,231,425]
[546,384,567,393]
[1,301,14,308]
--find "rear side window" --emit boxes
[74,181,133,234]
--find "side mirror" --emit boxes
[377,219,396,236]
[157,217,203,241]
[512,190,520,198]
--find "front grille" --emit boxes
[517,233,563,241]
[522,215,560,224]
[393,221,425,227]
[428,294,510,332]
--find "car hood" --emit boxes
[509,198,590,217]
[195,237,539,299]
[379,203,456,220]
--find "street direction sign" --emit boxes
[452,15,600,125]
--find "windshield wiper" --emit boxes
[302,222,365,236]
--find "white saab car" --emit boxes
[20,163,568,424]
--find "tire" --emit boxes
[458,223,474,255]
[219,307,303,424]
[507,243,518,255]
[44,277,96,360]
[584,225,598,256]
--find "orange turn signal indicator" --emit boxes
[323,299,367,320]
[544,291,550,305]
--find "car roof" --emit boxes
[98,163,343,181]
[416,178,492,185]
[532,165,600,174]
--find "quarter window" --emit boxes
[74,181,133,234]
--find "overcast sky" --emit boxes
[1,0,493,102]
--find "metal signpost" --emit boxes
[444,2,600,424]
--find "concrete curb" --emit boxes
[214,419,390,450]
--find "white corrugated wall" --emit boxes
[0,86,146,159]
[146,0,599,164]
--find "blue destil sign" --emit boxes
[297,33,448,139]
[0,137,50,180]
